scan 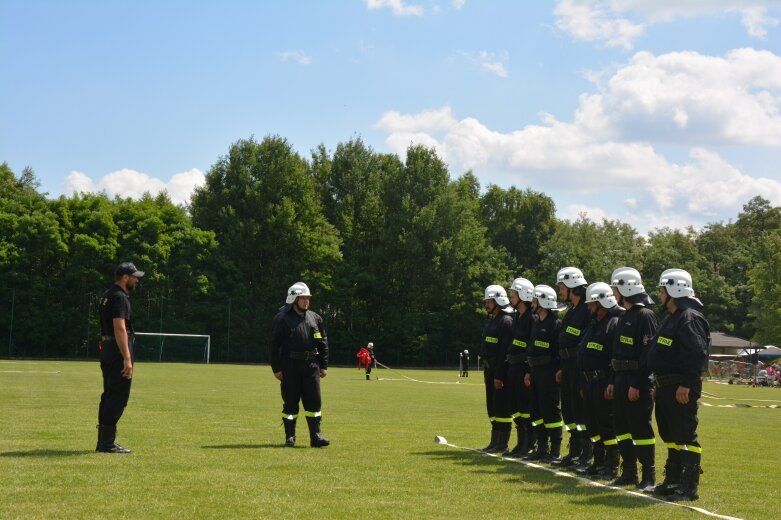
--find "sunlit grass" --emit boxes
[1,360,777,519]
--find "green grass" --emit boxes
[1,360,779,519]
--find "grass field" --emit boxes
[1,360,779,520]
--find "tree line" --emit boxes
[1,136,779,365]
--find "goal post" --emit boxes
[134,332,211,364]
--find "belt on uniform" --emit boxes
[507,353,527,364]
[611,359,638,371]
[558,347,578,360]
[654,373,682,387]
[582,369,608,382]
[289,350,319,361]
[527,355,553,367]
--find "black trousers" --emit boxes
[530,364,561,428]
[583,377,614,443]
[560,359,584,434]
[506,362,532,420]
[483,366,512,430]
[655,380,701,449]
[98,339,133,426]
[612,371,655,443]
[281,360,322,417]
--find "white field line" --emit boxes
[433,436,743,520]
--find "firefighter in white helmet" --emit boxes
[504,277,538,457]
[478,285,515,454]
[575,282,623,479]
[608,267,658,490]
[554,267,592,468]
[523,285,564,462]
[269,282,330,448]
[648,269,710,502]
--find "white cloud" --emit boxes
[278,50,312,65]
[373,48,781,232]
[596,48,781,146]
[553,0,781,48]
[366,0,424,16]
[554,0,646,49]
[64,168,206,206]
[64,171,95,194]
[739,5,780,39]
[459,50,510,78]
[453,0,466,9]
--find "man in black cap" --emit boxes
[96,261,144,453]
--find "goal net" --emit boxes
[132,332,211,363]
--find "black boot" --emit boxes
[524,429,548,461]
[667,464,701,502]
[306,415,330,447]
[595,445,619,480]
[487,429,510,454]
[480,425,498,452]
[574,439,594,469]
[577,442,603,475]
[519,422,537,457]
[95,424,131,454]
[635,444,656,491]
[653,456,682,496]
[611,440,638,485]
[552,435,580,467]
[283,418,296,448]
[366,373,370,380]
[544,430,562,463]
[505,421,525,457]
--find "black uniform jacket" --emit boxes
[509,307,536,368]
[528,312,562,370]
[609,303,659,388]
[648,298,710,389]
[577,306,624,372]
[480,310,514,382]
[269,305,328,373]
[559,300,591,360]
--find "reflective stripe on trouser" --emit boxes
[507,362,533,420]
[560,362,583,438]
[583,377,614,450]
[653,381,701,455]
[484,366,512,431]
[612,371,655,445]
[530,364,562,438]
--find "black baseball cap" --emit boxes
[115,262,145,278]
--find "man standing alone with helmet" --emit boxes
[270,282,330,448]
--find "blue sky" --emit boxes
[2,0,781,233]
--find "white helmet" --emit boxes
[533,284,560,310]
[610,267,645,297]
[484,285,510,307]
[658,269,694,298]
[556,267,587,288]
[285,282,311,304]
[509,277,535,302]
[367,342,374,349]
[585,282,618,309]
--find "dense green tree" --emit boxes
[748,230,781,346]
[480,185,557,274]
[534,216,644,286]
[190,136,342,362]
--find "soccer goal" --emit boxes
[133,332,211,363]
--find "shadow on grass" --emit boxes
[0,449,94,457]
[201,443,283,449]
[417,448,656,511]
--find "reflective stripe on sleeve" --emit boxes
[633,438,656,446]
